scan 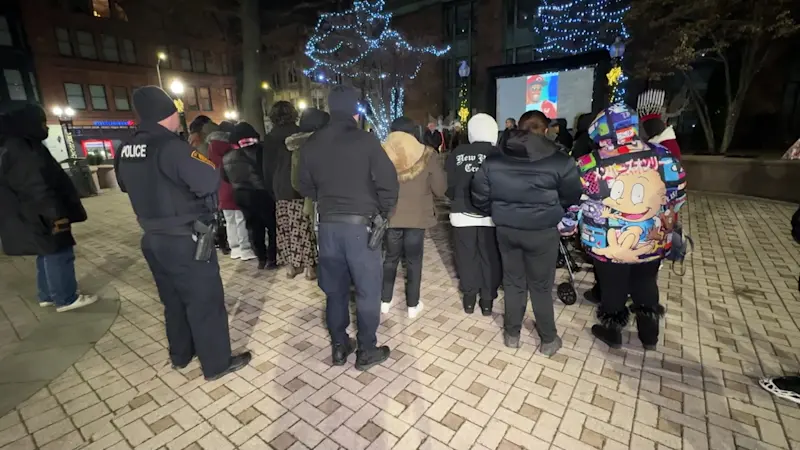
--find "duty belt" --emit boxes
[318,214,371,225]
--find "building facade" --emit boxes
[0,1,39,112]
[20,0,237,157]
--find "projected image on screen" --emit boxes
[496,67,595,131]
[526,73,558,119]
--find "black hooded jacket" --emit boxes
[264,123,301,200]
[0,105,87,255]
[470,130,582,231]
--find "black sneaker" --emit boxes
[462,294,476,314]
[355,346,390,371]
[332,339,356,366]
[481,307,492,317]
[591,324,622,349]
[760,376,800,404]
[503,333,520,349]
[259,260,278,270]
[204,351,252,381]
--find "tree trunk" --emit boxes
[719,99,743,154]
[241,0,265,137]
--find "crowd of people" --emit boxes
[8,83,800,408]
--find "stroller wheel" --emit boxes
[557,282,577,305]
[556,254,566,269]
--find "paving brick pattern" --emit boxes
[0,191,799,449]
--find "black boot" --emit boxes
[591,307,629,349]
[631,304,665,350]
[479,295,494,316]
[204,351,253,381]
[462,294,476,314]
[332,338,356,366]
[355,346,390,371]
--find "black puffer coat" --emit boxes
[0,105,87,255]
[222,142,266,192]
[264,124,301,200]
[471,129,582,231]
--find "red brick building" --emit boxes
[20,0,238,129]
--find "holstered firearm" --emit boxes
[367,214,388,251]
[192,216,218,261]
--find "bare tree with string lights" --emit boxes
[304,0,449,140]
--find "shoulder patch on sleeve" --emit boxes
[191,150,216,168]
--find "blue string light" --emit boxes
[534,0,630,59]
[305,0,449,139]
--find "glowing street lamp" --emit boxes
[168,80,187,135]
[297,100,307,111]
[169,79,184,96]
[261,81,270,90]
[224,111,238,121]
[52,105,77,158]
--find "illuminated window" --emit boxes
[224,88,235,109]
[76,31,97,59]
[198,87,212,111]
[55,27,72,56]
[89,84,108,110]
[64,83,86,109]
[92,0,110,18]
[4,70,26,101]
[113,86,129,110]
[0,16,12,46]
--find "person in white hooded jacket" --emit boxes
[445,113,502,315]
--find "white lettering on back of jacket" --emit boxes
[456,153,486,173]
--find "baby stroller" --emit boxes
[555,236,579,305]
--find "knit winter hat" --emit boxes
[229,122,260,148]
[132,86,177,123]
[328,85,360,115]
[299,108,330,133]
[588,103,640,147]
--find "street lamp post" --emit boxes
[52,106,77,159]
[156,52,167,89]
[169,79,188,136]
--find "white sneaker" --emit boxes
[408,302,423,319]
[230,248,242,260]
[39,301,55,307]
[381,302,391,314]
[56,294,98,313]
[239,249,257,261]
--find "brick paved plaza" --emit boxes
[0,191,799,450]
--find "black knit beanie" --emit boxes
[133,86,177,123]
[390,116,416,134]
[328,85,360,115]
[229,122,260,147]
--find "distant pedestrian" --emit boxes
[264,102,304,278]
[188,115,212,156]
[471,110,582,355]
[298,85,399,371]
[380,117,447,318]
[224,122,277,268]
[0,104,97,312]
[424,122,444,152]
[284,108,330,280]
[446,113,502,316]
[208,121,253,261]
[116,86,250,380]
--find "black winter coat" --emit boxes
[222,143,266,192]
[0,105,87,256]
[264,124,301,200]
[471,130,582,231]
[445,141,496,215]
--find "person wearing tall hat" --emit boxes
[115,86,251,381]
[297,85,399,371]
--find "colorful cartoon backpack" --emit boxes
[575,104,687,264]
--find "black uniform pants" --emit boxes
[318,222,381,350]
[234,189,277,264]
[496,227,559,342]
[381,228,424,307]
[452,226,502,308]
[141,233,232,378]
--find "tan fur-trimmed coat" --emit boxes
[382,131,447,229]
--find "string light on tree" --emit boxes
[534,0,629,60]
[457,61,471,125]
[607,37,627,103]
[304,0,449,140]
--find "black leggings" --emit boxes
[594,259,660,315]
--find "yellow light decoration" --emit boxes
[173,99,184,113]
[606,66,623,86]
[458,106,470,123]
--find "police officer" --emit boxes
[298,86,399,371]
[115,86,251,381]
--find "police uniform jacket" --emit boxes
[115,122,220,234]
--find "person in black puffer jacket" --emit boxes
[471,109,582,355]
[223,122,278,270]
